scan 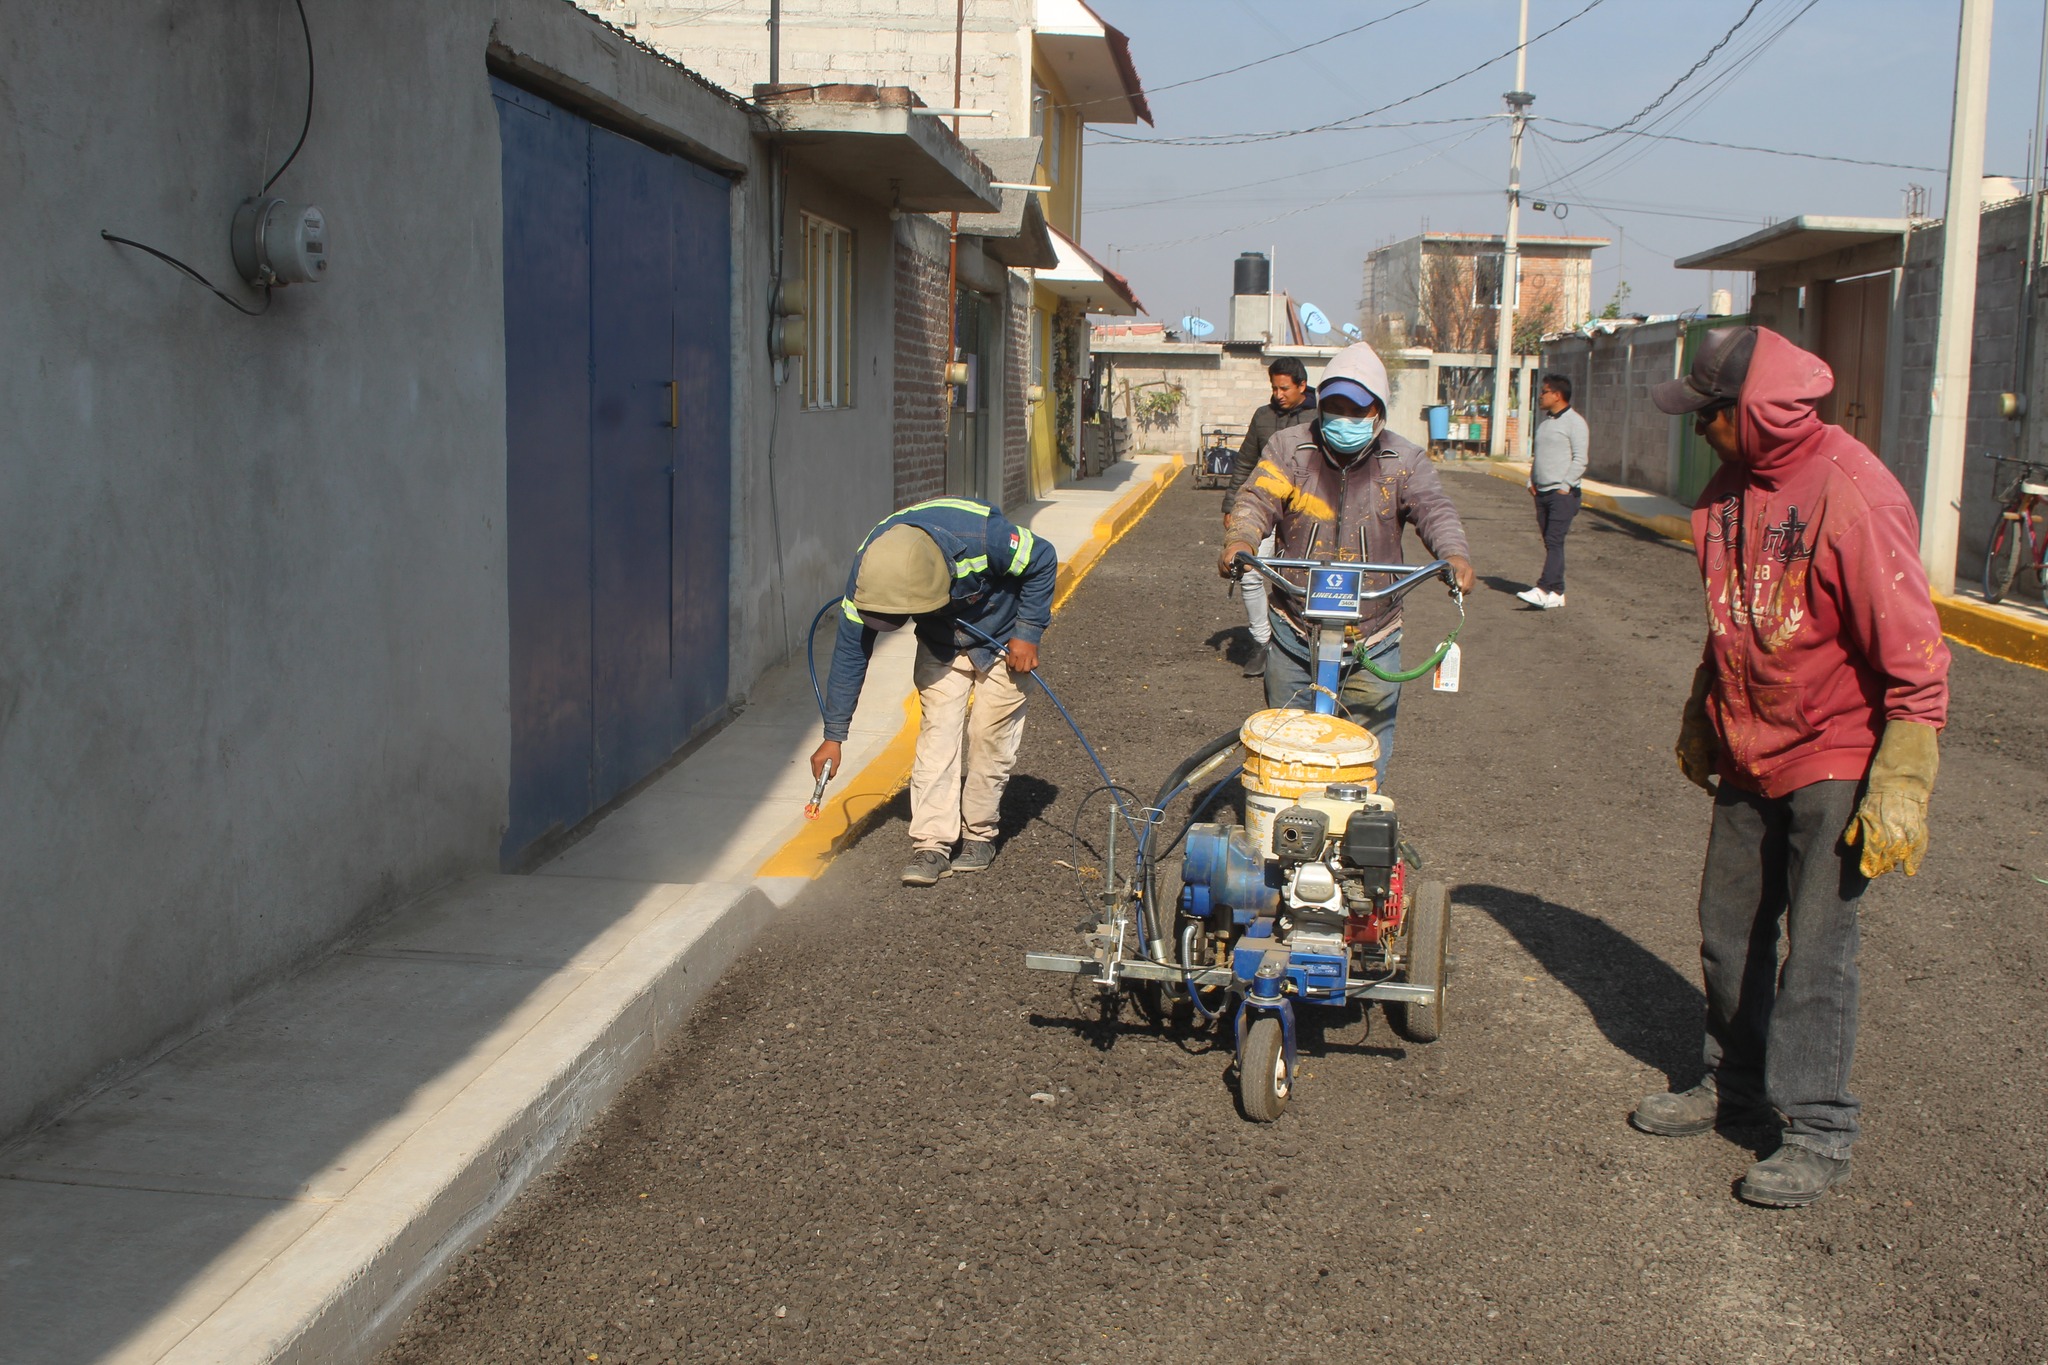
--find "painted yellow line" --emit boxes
[755,456,1188,880]
[1934,594,2048,672]
[1473,459,2048,674]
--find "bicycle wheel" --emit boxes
[1984,513,2023,603]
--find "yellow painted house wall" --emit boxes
[1028,55,1087,497]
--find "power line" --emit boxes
[1548,0,1818,189]
[1086,0,1610,149]
[1533,119,1949,174]
[1086,118,1497,213]
[1140,0,1439,102]
[1117,124,1493,252]
[1544,0,1772,145]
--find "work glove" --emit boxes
[1675,663,1718,792]
[1843,720,1940,879]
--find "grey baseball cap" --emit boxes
[1652,325,1757,415]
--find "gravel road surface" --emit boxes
[381,468,2048,1364]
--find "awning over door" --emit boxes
[1038,226,1143,315]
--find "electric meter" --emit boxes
[231,196,329,287]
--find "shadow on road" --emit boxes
[1459,883,1703,1087]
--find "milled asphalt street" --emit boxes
[379,467,2048,1365]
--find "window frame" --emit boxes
[800,211,855,410]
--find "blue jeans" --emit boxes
[1697,779,1868,1157]
[1262,616,1402,778]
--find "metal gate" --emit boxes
[493,78,732,865]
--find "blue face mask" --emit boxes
[1321,414,1376,453]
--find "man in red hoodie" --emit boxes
[1633,325,1950,1207]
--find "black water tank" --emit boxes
[1233,251,1270,297]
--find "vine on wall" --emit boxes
[1053,303,1083,466]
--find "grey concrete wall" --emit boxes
[1889,199,2037,577]
[0,0,764,1138]
[1541,323,1682,496]
[728,167,903,683]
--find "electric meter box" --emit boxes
[231,196,329,287]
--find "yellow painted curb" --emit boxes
[1476,459,1694,543]
[755,456,1187,879]
[1934,594,2048,672]
[1474,460,2048,674]
[1051,456,1186,613]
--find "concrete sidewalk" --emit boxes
[0,457,1182,1365]
[1473,459,2048,673]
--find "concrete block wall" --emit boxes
[601,0,1029,128]
[1889,198,2039,574]
[1539,325,1682,496]
[893,214,952,506]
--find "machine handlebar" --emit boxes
[1232,551,1457,605]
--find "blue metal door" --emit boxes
[590,126,680,808]
[670,159,732,736]
[493,79,733,864]
[494,79,595,860]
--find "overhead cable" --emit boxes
[1533,119,1947,175]
[1087,0,1610,148]
[1117,124,1493,252]
[1543,0,1770,145]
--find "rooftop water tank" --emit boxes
[1234,251,1271,297]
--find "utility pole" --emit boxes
[1487,0,1533,460]
[1922,0,1995,593]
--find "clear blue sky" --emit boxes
[1082,0,2048,333]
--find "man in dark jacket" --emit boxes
[1634,325,1950,1207]
[810,498,1058,886]
[1218,342,1475,772]
[1221,358,1317,677]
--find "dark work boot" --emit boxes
[1739,1144,1851,1207]
[1242,649,1267,679]
[901,849,952,886]
[1629,1081,1772,1138]
[952,840,996,874]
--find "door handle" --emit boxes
[665,380,679,429]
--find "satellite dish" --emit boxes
[1341,322,1363,340]
[1299,303,1331,334]
[1180,315,1216,337]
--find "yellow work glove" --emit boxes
[1675,663,1718,792]
[1843,720,1939,879]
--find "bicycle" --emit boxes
[1981,451,2048,606]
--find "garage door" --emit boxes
[492,77,733,865]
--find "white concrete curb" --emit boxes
[160,882,770,1365]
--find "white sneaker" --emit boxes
[1515,586,1550,607]
[1541,590,1565,610]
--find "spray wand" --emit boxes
[804,759,835,820]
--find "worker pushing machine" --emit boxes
[1217,340,1476,772]
[810,499,1058,887]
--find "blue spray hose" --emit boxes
[804,599,1144,844]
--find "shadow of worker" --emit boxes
[1461,883,1705,1088]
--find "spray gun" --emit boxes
[804,758,835,820]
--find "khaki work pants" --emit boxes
[908,644,1028,852]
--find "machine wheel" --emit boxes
[1391,879,1450,1043]
[1240,1014,1291,1122]
[1984,514,2023,603]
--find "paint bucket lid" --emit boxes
[1238,709,1380,769]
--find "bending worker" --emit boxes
[1635,325,1950,1208]
[1218,340,1475,772]
[810,499,1058,887]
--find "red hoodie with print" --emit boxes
[1690,329,1950,797]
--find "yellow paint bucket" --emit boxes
[1238,708,1379,855]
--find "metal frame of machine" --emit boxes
[1027,550,1462,1121]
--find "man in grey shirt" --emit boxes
[1517,373,1589,610]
